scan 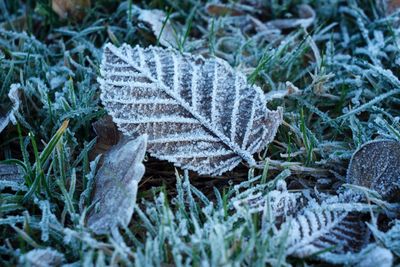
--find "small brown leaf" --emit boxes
[346,140,400,201]
[52,0,90,20]
[206,3,245,16]
[87,135,147,235]
[90,115,121,160]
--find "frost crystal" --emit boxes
[87,135,147,234]
[346,140,400,200]
[99,43,282,175]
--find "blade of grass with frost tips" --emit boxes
[23,120,69,202]
[337,88,400,120]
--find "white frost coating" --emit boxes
[99,43,283,175]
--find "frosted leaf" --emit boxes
[266,4,315,30]
[0,83,21,134]
[20,248,64,267]
[233,181,306,224]
[356,245,393,267]
[205,3,246,16]
[99,43,282,175]
[317,244,393,266]
[286,208,370,258]
[87,135,147,234]
[138,9,176,48]
[346,140,400,200]
[0,163,26,191]
[370,220,400,257]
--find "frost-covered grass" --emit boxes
[1,0,400,266]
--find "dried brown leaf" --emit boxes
[90,115,121,160]
[52,0,90,20]
[205,3,245,16]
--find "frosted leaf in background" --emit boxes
[87,135,147,234]
[138,8,177,48]
[266,4,316,30]
[0,163,26,191]
[99,43,282,175]
[346,140,400,200]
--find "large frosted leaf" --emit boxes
[99,43,282,175]
[87,135,147,234]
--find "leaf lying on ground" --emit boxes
[90,115,121,160]
[346,140,400,201]
[19,248,65,267]
[205,3,247,16]
[235,181,372,262]
[138,8,177,48]
[52,0,90,20]
[0,163,26,191]
[369,220,400,257]
[354,245,393,267]
[99,43,282,175]
[286,206,370,259]
[0,83,21,134]
[385,0,400,15]
[266,4,315,30]
[87,135,147,235]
